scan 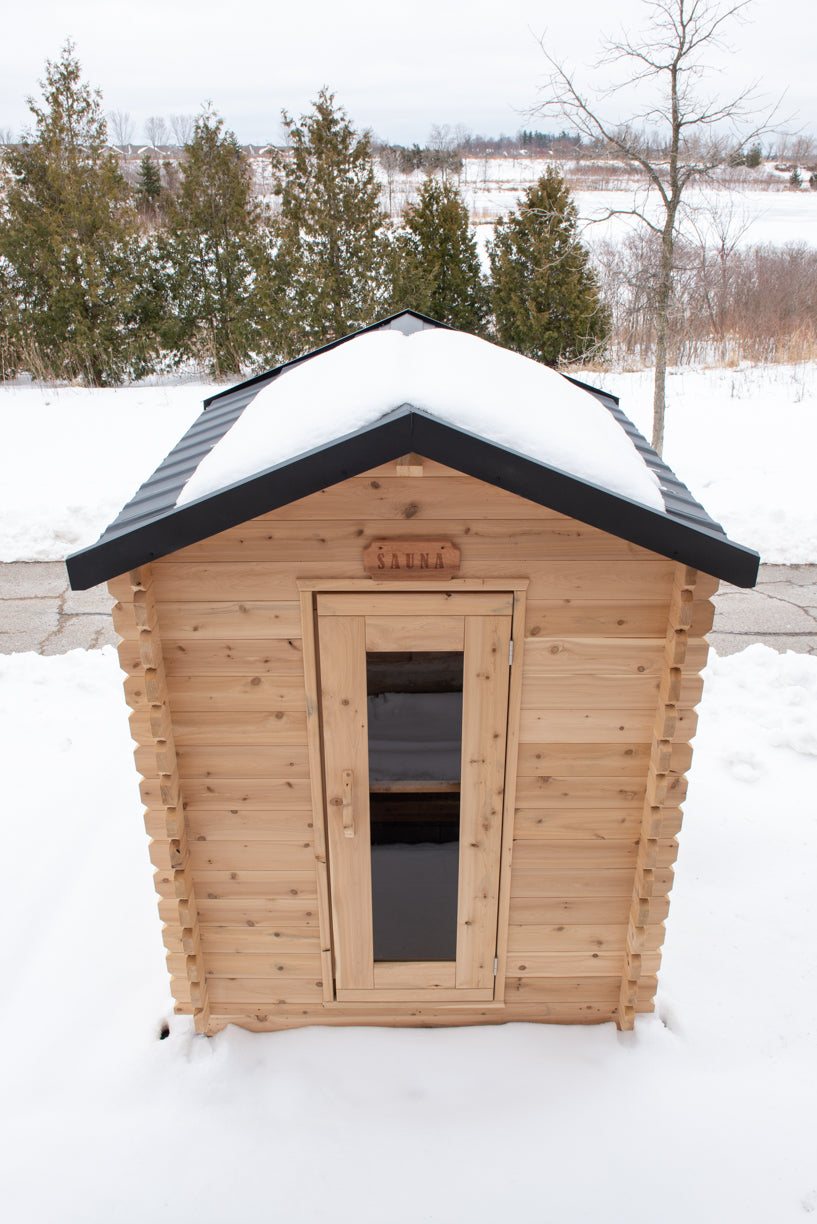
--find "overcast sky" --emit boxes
[0,0,810,147]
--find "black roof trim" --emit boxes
[409,411,758,584]
[75,312,449,562]
[66,405,759,591]
[65,310,759,591]
[66,409,413,589]
[562,371,619,406]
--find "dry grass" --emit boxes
[592,237,817,370]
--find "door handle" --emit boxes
[342,769,354,837]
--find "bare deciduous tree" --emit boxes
[169,113,194,146]
[428,123,455,153]
[773,133,815,164]
[108,110,133,146]
[144,115,169,148]
[534,0,777,453]
[453,124,472,152]
[686,195,752,343]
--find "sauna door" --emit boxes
[316,591,513,1003]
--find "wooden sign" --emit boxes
[363,538,460,579]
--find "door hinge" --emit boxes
[508,639,514,667]
[493,957,498,977]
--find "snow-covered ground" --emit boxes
[1,351,815,1218]
[0,643,814,1222]
[1,359,814,564]
[0,382,206,562]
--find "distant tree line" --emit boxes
[0,44,608,384]
[519,130,583,150]
[381,143,465,177]
[372,129,587,173]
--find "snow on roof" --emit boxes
[176,328,664,511]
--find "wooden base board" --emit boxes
[198,997,656,1034]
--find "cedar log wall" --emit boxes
[109,458,716,1035]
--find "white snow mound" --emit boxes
[177,328,664,510]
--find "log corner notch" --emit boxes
[616,564,717,1031]
[109,564,211,1034]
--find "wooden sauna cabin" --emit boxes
[66,311,759,1036]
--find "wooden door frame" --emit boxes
[299,578,528,1007]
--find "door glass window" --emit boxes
[366,651,463,961]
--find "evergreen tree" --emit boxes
[159,108,271,376]
[0,42,147,384]
[136,152,163,220]
[269,90,390,359]
[487,168,608,365]
[392,177,489,332]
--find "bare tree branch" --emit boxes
[107,110,133,146]
[531,0,783,453]
[144,115,169,148]
[169,113,194,146]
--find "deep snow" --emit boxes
[0,643,815,1221]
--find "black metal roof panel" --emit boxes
[91,310,443,548]
[66,313,759,590]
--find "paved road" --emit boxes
[707,565,817,657]
[0,561,118,655]
[0,560,815,657]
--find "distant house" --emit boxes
[68,311,758,1036]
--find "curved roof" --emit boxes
[66,311,759,590]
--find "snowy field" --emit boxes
[377,155,817,248]
[1,359,814,564]
[572,187,817,250]
[0,644,814,1222]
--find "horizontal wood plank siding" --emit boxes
[108,461,710,1032]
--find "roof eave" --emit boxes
[410,412,759,587]
[66,407,417,590]
[66,406,759,592]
